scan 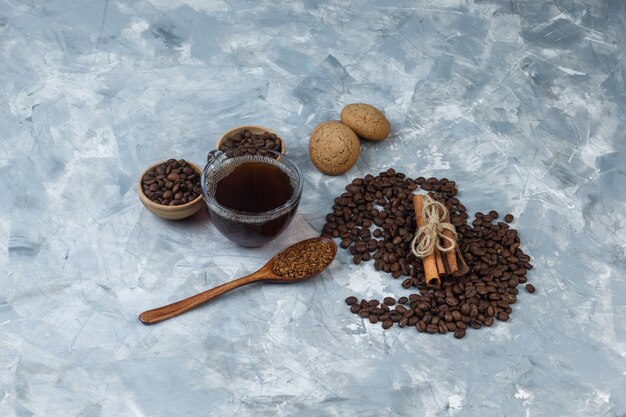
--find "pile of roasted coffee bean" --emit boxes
[141,159,201,206]
[321,169,534,339]
[219,129,282,156]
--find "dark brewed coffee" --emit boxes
[214,162,293,212]
[204,155,300,247]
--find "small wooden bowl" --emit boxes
[216,125,286,154]
[137,160,204,220]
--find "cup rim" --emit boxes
[200,148,303,222]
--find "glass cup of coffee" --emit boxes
[200,148,303,247]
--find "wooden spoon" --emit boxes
[139,237,337,325]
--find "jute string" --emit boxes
[410,195,457,258]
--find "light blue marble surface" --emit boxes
[1,0,625,416]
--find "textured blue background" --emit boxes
[1,0,625,416]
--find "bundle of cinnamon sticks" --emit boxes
[413,194,468,287]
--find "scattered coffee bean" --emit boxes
[454,329,466,339]
[334,170,533,338]
[383,297,396,306]
[345,296,357,305]
[141,159,201,206]
[525,284,536,293]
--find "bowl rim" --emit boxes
[215,125,286,154]
[200,149,303,223]
[137,160,203,211]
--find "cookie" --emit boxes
[340,103,390,141]
[309,121,360,175]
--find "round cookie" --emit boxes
[309,121,360,176]
[340,103,390,141]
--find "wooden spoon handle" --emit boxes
[139,273,264,325]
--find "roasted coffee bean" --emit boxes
[417,302,430,311]
[454,329,466,339]
[460,304,470,315]
[425,324,437,334]
[525,284,535,293]
[359,310,369,318]
[383,297,396,306]
[382,319,393,329]
[369,314,379,324]
[435,322,446,334]
[422,313,433,324]
[335,171,532,338]
[142,159,200,206]
[445,296,458,307]
[345,296,357,305]
[350,304,361,314]
[219,129,282,156]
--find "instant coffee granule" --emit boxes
[323,168,535,339]
[272,240,334,279]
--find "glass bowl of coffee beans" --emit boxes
[216,125,285,156]
[138,159,204,220]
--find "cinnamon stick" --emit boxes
[434,248,445,276]
[453,245,470,277]
[441,211,458,274]
[413,194,440,287]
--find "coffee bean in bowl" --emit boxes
[137,159,204,220]
[216,125,285,157]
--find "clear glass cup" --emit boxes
[201,148,303,247]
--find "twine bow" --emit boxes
[410,195,457,258]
